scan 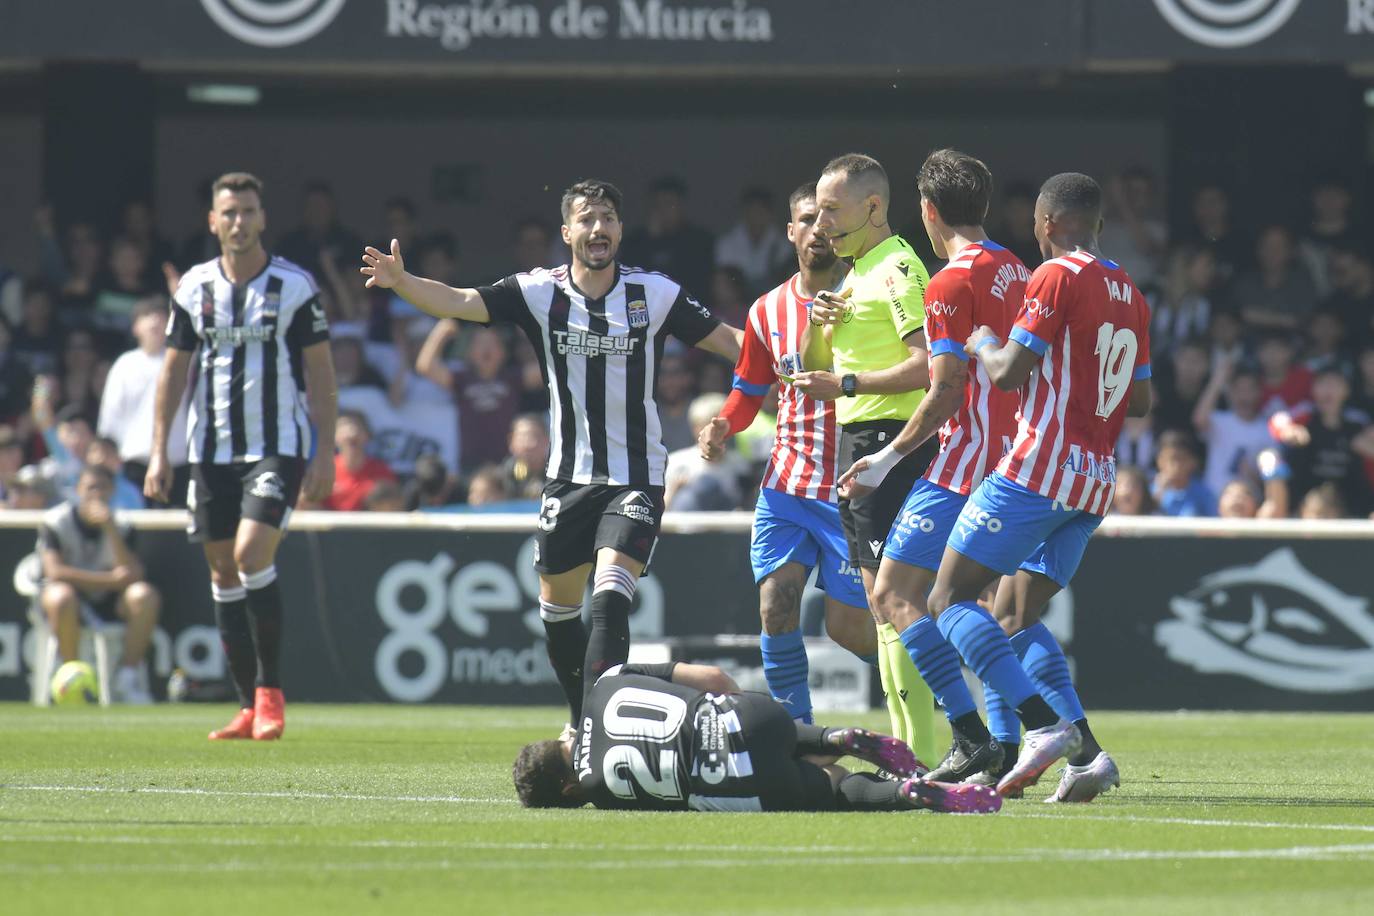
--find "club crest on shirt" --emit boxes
[627,298,649,329]
[249,472,286,502]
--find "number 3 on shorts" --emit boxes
[537,496,562,532]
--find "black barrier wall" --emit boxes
[2,521,1372,710]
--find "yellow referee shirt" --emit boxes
[830,234,930,425]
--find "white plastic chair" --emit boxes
[14,553,124,707]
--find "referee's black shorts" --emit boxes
[838,420,937,570]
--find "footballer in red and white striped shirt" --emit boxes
[698,182,874,726]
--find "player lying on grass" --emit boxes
[512,662,1001,814]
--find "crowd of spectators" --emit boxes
[1,170,1371,520]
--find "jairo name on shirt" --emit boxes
[553,330,640,357]
[203,326,277,346]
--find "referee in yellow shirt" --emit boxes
[796,153,937,763]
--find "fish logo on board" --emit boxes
[1155,548,1374,694]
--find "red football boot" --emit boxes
[252,687,285,741]
[209,707,255,741]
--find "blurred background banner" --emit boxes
[1,2,1369,66]
[3,515,1372,710]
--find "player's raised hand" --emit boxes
[836,457,874,500]
[698,417,730,462]
[361,238,406,289]
[809,287,852,326]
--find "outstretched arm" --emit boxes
[694,323,743,362]
[361,239,491,322]
[838,350,965,498]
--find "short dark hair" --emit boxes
[788,181,818,214]
[1157,430,1200,460]
[822,153,889,201]
[560,179,623,223]
[211,172,264,204]
[132,296,168,322]
[55,404,93,429]
[78,463,115,489]
[337,409,371,437]
[1038,173,1102,220]
[93,436,119,453]
[917,148,993,228]
[512,740,581,808]
[419,231,459,262]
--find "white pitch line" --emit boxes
[0,844,1372,875]
[1009,811,1374,834]
[0,784,512,805]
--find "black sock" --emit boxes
[540,601,588,724]
[243,567,283,689]
[951,711,993,745]
[213,585,255,709]
[1015,694,1059,731]
[996,743,1019,778]
[836,772,904,811]
[581,569,636,710]
[1070,718,1101,766]
[794,724,832,756]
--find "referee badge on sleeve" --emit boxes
[627,299,649,329]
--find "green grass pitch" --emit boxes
[2,704,1373,915]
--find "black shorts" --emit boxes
[838,420,937,569]
[533,481,664,575]
[187,457,304,544]
[720,693,835,812]
[81,592,122,625]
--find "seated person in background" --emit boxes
[1216,479,1260,519]
[324,411,396,511]
[1255,332,1314,416]
[37,464,159,703]
[1152,431,1216,517]
[33,397,95,501]
[513,661,999,814]
[1299,482,1346,520]
[416,321,521,473]
[466,465,512,507]
[0,425,25,503]
[665,393,747,511]
[1192,359,1274,497]
[362,479,406,512]
[403,453,459,510]
[1109,465,1155,516]
[501,413,549,502]
[85,437,145,510]
[1233,225,1318,330]
[1261,367,1374,518]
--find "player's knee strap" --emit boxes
[211,583,247,603]
[539,600,582,623]
[240,565,278,591]
[593,566,637,601]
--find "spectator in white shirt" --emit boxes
[97,297,189,505]
[1192,359,1274,497]
[665,393,747,511]
[714,187,792,295]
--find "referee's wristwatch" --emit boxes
[841,373,858,397]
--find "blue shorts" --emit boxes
[946,473,1102,588]
[883,478,968,572]
[751,487,867,609]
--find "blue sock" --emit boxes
[936,602,1037,710]
[760,630,812,723]
[984,685,1021,745]
[898,616,976,720]
[1011,622,1086,723]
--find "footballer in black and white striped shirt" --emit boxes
[148,171,339,743]
[362,179,741,731]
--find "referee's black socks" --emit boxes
[539,600,588,725]
[581,566,637,709]
[242,566,284,689]
[212,583,256,709]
